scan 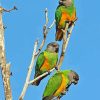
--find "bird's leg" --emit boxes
[55,66,59,71]
[47,70,51,75]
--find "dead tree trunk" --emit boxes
[0,7,12,100]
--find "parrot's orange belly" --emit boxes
[54,74,67,96]
[40,58,50,71]
[59,10,76,26]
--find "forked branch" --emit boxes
[57,18,77,70]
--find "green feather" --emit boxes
[44,50,58,69]
[55,7,62,26]
[43,72,62,98]
[35,52,45,74]
[35,50,58,75]
[43,70,72,99]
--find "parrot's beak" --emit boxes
[73,75,79,85]
[55,47,59,53]
[73,80,78,85]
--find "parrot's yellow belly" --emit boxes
[54,74,67,96]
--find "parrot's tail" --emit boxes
[32,74,47,86]
[55,29,63,41]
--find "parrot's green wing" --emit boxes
[43,72,62,99]
[35,52,45,73]
[55,6,62,26]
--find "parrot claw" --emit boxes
[65,21,70,24]
[55,66,58,70]
[48,71,51,75]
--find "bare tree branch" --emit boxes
[35,8,49,56]
[48,19,56,30]
[35,8,55,57]
[0,6,16,100]
[19,41,38,100]
[3,6,17,12]
[28,68,55,85]
[57,20,77,70]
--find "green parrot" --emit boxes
[55,0,77,41]
[32,42,59,86]
[42,70,79,100]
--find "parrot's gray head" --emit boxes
[68,70,79,85]
[59,0,73,7]
[46,42,59,53]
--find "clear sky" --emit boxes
[0,0,100,100]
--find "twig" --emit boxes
[29,68,55,85]
[35,8,54,56]
[0,6,13,100]
[35,8,48,56]
[57,98,60,100]
[19,41,38,100]
[48,19,56,30]
[45,8,48,25]
[57,22,75,70]
[3,6,17,12]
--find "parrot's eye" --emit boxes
[73,76,79,81]
[73,76,76,79]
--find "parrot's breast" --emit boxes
[40,58,50,71]
[59,10,76,28]
[54,74,67,96]
[40,51,58,72]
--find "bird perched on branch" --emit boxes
[55,0,77,41]
[42,70,79,100]
[32,42,59,86]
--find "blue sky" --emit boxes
[0,0,100,100]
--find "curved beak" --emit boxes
[55,47,59,53]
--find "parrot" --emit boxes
[55,0,77,41]
[42,70,79,100]
[32,42,59,86]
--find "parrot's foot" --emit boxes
[65,21,70,24]
[48,71,51,75]
[55,66,59,71]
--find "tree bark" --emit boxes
[0,7,12,100]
